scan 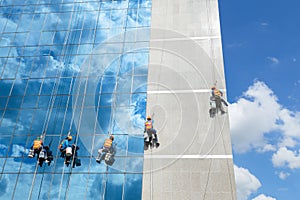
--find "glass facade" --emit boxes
[0,0,151,199]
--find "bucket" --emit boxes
[39,150,45,159]
[66,147,72,156]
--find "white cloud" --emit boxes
[256,144,276,153]
[1,118,24,132]
[266,57,279,65]
[234,165,261,200]
[272,147,300,169]
[278,136,297,148]
[277,109,300,138]
[276,171,290,180]
[229,81,300,154]
[229,81,280,153]
[252,194,276,200]
[11,144,26,157]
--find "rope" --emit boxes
[147,8,166,199]
[107,0,133,137]
[53,0,79,198]
[37,162,47,200]
[57,74,80,200]
[102,166,108,200]
[100,35,120,200]
[57,74,82,199]
[27,159,41,200]
[11,60,54,199]
[84,75,104,197]
[99,0,133,198]
[32,0,77,194]
[83,1,103,197]
[202,157,213,200]
[145,4,167,197]
[27,68,63,199]
[35,138,54,200]
[27,46,67,200]
[65,77,87,199]
[63,2,89,199]
[52,2,84,199]
[34,133,53,199]
[23,5,61,196]
[47,76,76,199]
[27,56,65,198]
[11,47,51,200]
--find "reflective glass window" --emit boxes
[0,0,152,199]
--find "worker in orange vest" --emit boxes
[28,136,43,158]
[211,86,228,114]
[144,116,159,148]
[96,135,114,164]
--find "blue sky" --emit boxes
[219,1,300,200]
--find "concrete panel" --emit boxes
[143,0,236,199]
[151,0,221,37]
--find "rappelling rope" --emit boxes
[203,1,230,197]
[101,0,132,197]
[47,76,74,198]
[11,61,55,198]
[65,60,89,200]
[63,0,100,197]
[27,60,64,199]
[28,58,65,200]
[14,0,64,196]
[37,139,53,200]
[55,0,80,198]
[27,158,42,200]
[148,11,166,199]
[83,1,103,195]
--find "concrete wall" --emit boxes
[142,0,237,199]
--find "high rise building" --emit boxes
[143,1,236,199]
[0,0,236,199]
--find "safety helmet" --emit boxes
[68,135,72,140]
[147,115,151,120]
[37,137,41,140]
[110,135,114,141]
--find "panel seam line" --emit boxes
[144,155,233,159]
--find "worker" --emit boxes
[59,135,73,158]
[144,115,159,149]
[96,135,114,164]
[211,86,228,115]
[144,116,159,148]
[28,137,43,158]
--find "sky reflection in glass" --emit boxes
[0,0,151,199]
